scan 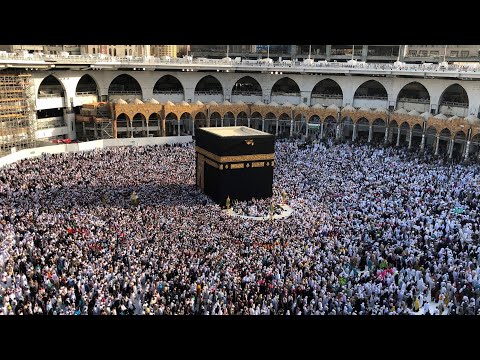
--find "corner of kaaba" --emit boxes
[195,127,275,206]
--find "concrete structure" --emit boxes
[1,51,480,160]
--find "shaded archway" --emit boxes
[75,74,98,96]
[209,112,222,127]
[251,111,263,130]
[271,77,301,105]
[293,113,307,138]
[388,120,399,144]
[132,113,146,138]
[396,82,430,113]
[278,113,291,139]
[372,118,386,143]
[116,113,130,138]
[453,131,467,160]
[194,75,224,102]
[180,112,193,135]
[153,75,184,102]
[356,118,370,141]
[38,75,65,97]
[194,112,207,131]
[411,124,423,148]
[353,80,388,109]
[469,133,480,159]
[342,116,353,140]
[148,113,161,137]
[323,116,337,140]
[165,112,178,136]
[437,128,452,155]
[425,126,437,150]
[398,122,411,146]
[308,115,321,140]
[439,84,469,117]
[231,76,262,103]
[236,111,249,127]
[223,112,235,127]
[311,79,343,107]
[108,74,142,100]
[264,112,277,135]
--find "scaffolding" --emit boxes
[75,102,114,141]
[0,71,36,156]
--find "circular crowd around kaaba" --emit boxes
[0,140,479,315]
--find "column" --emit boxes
[368,125,373,143]
[82,122,86,138]
[275,119,279,137]
[290,119,294,137]
[192,121,195,137]
[420,134,425,151]
[320,122,324,139]
[142,118,146,137]
[448,139,454,158]
[336,123,341,140]
[434,136,440,156]
[247,117,251,128]
[221,117,224,127]
[94,123,98,139]
[325,45,332,61]
[352,123,357,141]
[146,121,150,137]
[408,129,413,149]
[130,121,134,138]
[361,45,368,62]
[305,121,309,138]
[262,119,265,132]
[234,117,237,127]
[161,118,165,137]
[384,125,389,144]
[396,127,401,146]
[177,120,180,136]
[464,141,470,160]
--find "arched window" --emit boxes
[93,48,96,54]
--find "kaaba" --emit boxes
[195,126,275,205]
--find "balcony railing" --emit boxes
[397,97,430,104]
[354,95,388,100]
[153,90,183,94]
[271,92,300,96]
[75,91,98,96]
[231,90,262,96]
[311,93,343,99]
[439,101,468,108]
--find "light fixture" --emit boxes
[133,68,136,70]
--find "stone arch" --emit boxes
[132,113,146,138]
[180,112,193,135]
[439,84,469,117]
[271,77,301,105]
[38,74,65,97]
[323,115,337,139]
[223,111,235,127]
[353,80,388,109]
[278,113,291,138]
[194,75,223,102]
[153,74,185,102]
[425,126,437,150]
[116,113,130,138]
[236,111,249,127]
[311,78,343,107]
[264,112,277,135]
[194,112,207,129]
[231,76,263,99]
[372,118,387,142]
[396,81,430,113]
[356,117,370,140]
[410,123,423,148]
[75,74,99,96]
[165,112,178,136]
[209,111,222,127]
[148,112,162,137]
[108,74,142,101]
[250,111,263,130]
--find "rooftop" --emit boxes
[199,126,270,137]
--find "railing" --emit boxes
[439,101,468,108]
[75,91,98,96]
[271,92,300,96]
[108,91,142,95]
[311,93,343,99]
[3,52,480,75]
[354,95,388,100]
[397,97,430,104]
[38,92,64,98]
[231,91,262,96]
[152,90,183,94]
[194,90,223,95]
